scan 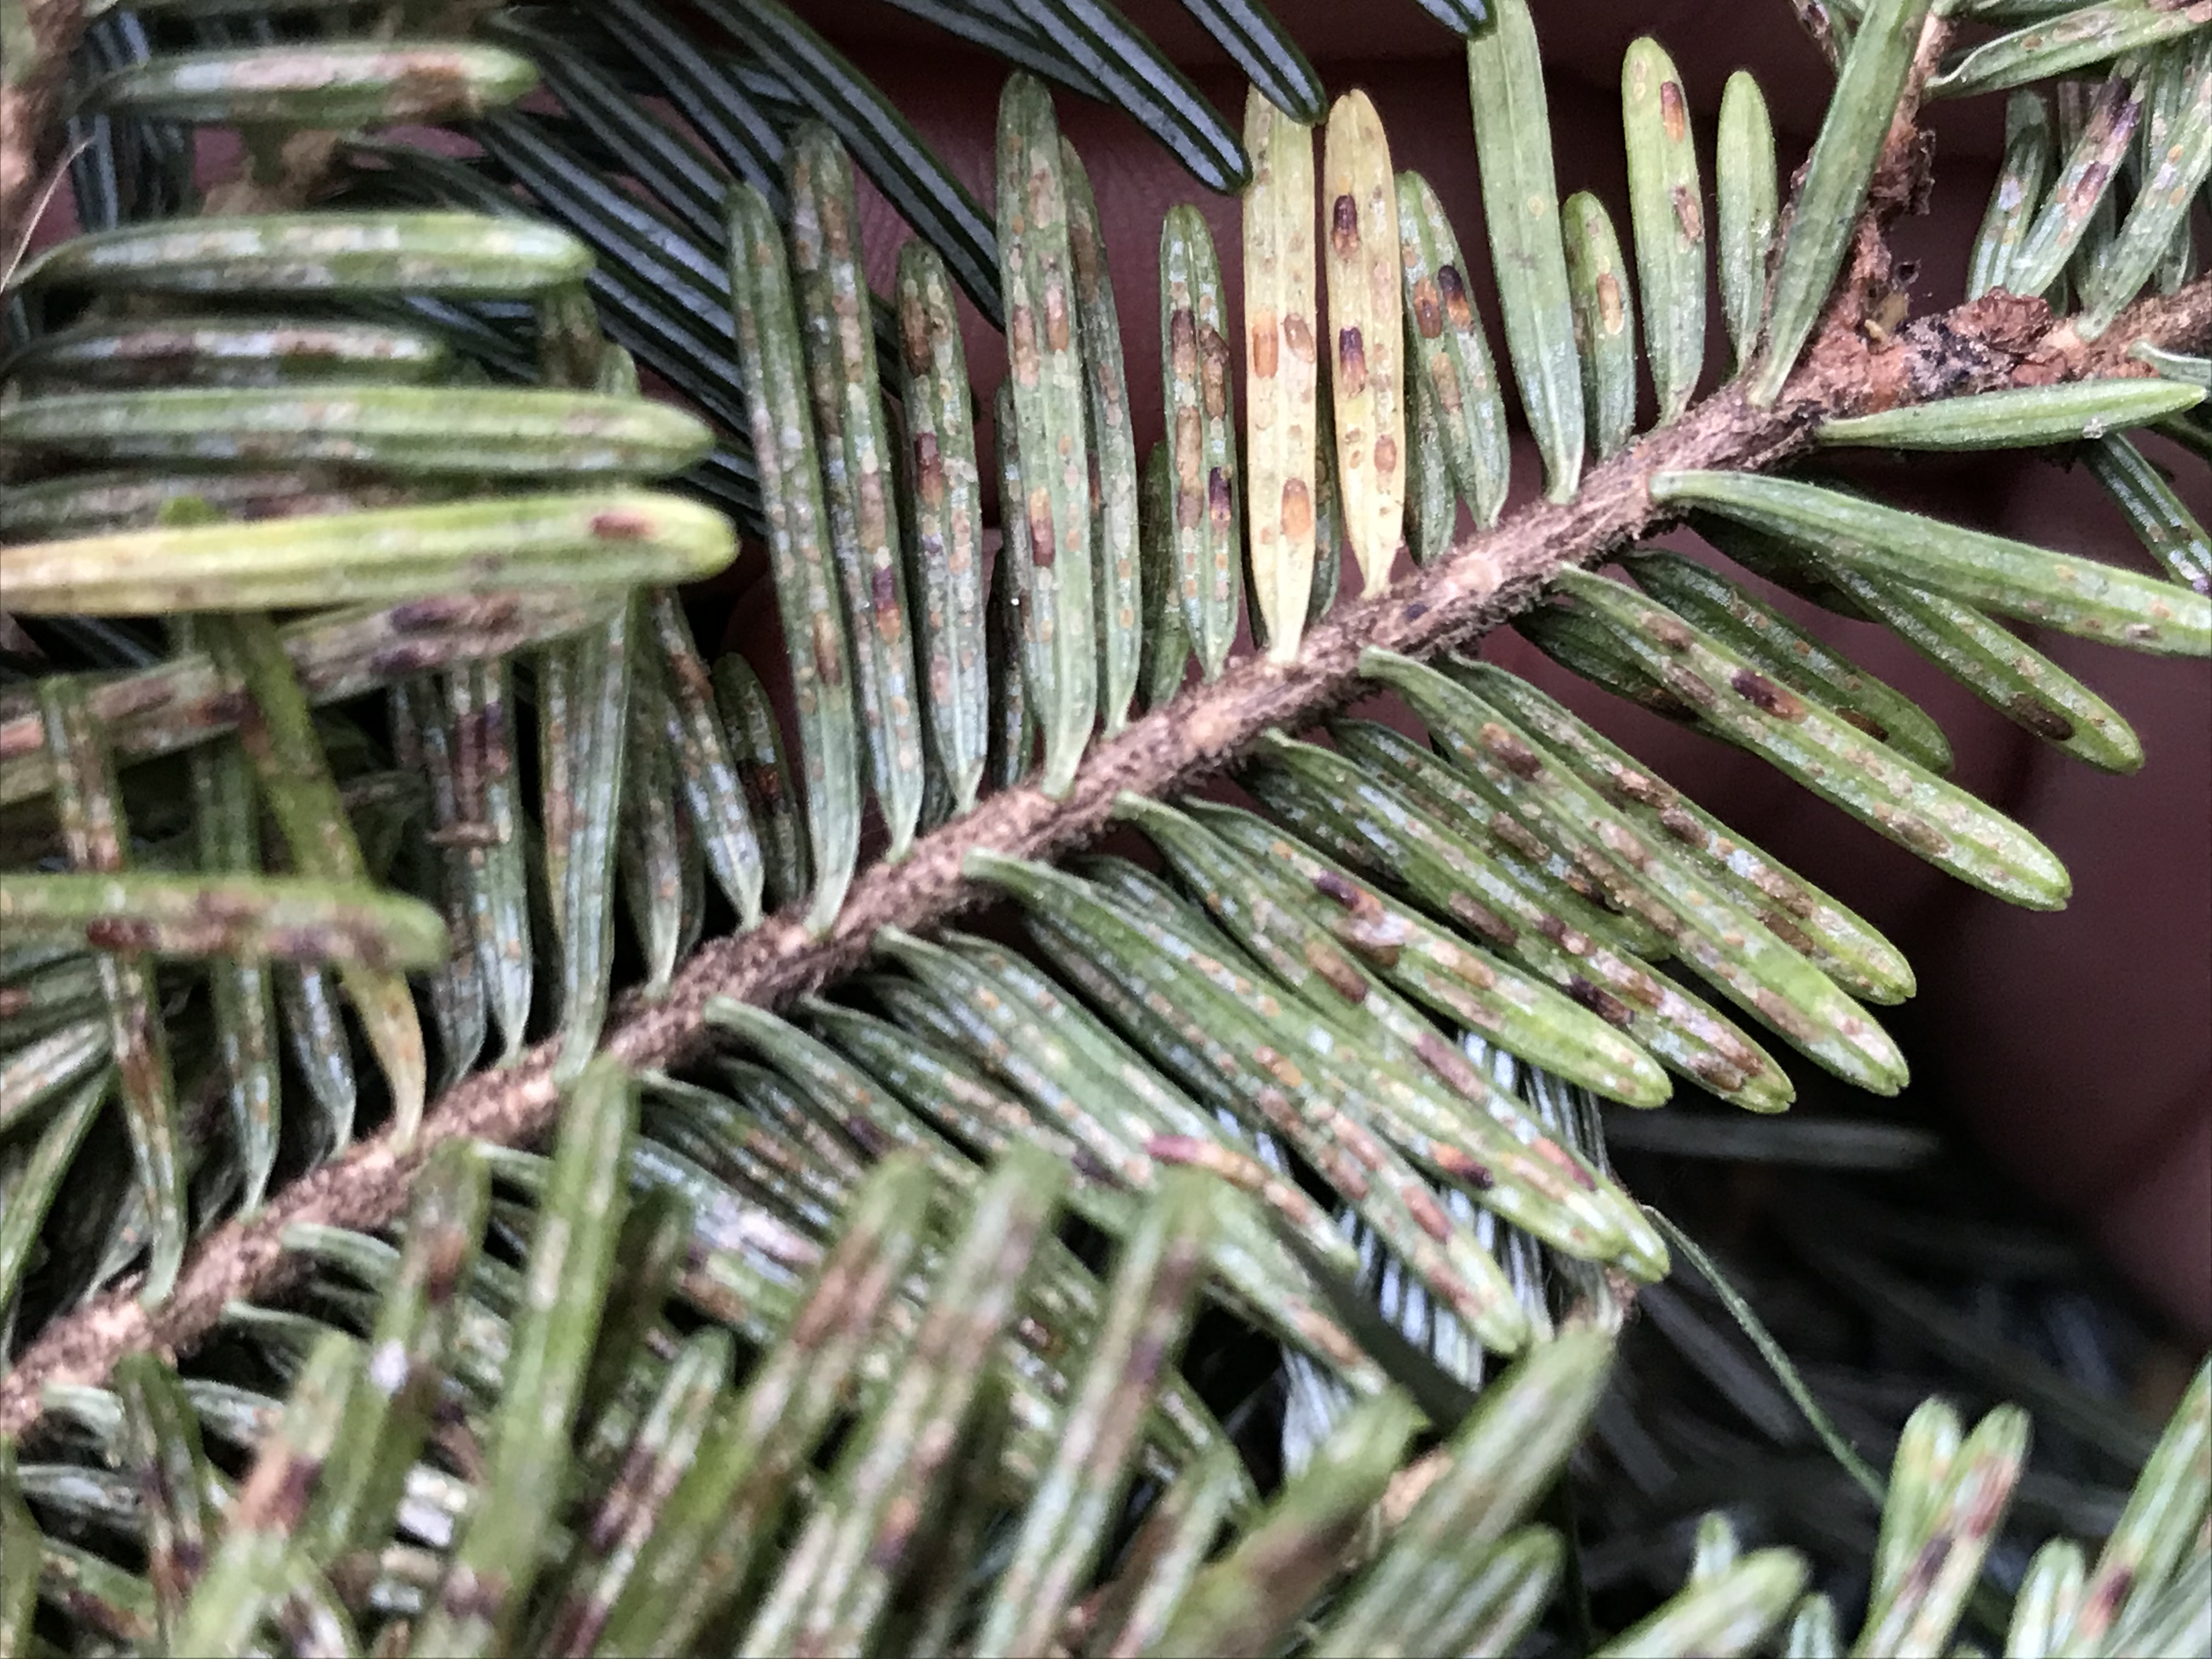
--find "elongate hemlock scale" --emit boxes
[1621,36,1706,424]
[1312,1334,1612,1656]
[1455,661,1917,1006]
[1227,747,1796,1115]
[967,851,1542,1351]
[1062,138,1143,730]
[3,314,449,391]
[1562,191,1638,462]
[646,590,768,927]
[36,680,189,1304]
[1159,204,1242,678]
[894,240,989,814]
[1620,548,1955,775]
[0,384,714,478]
[1402,313,1459,566]
[712,653,810,915]
[726,180,861,934]
[995,74,1097,796]
[390,677,487,1089]
[1927,2,2212,101]
[1967,90,2053,302]
[448,663,532,1062]
[1362,650,1911,1096]
[1114,792,1672,1109]
[203,614,437,1135]
[1155,1391,1424,1658]
[543,594,633,1075]
[992,380,1041,789]
[1396,168,1511,530]
[1323,89,1407,592]
[171,657,281,1207]
[409,1057,635,1657]
[619,656,690,992]
[0,493,734,614]
[2006,71,2145,303]
[1548,569,2076,910]
[1191,797,1695,1107]
[1726,549,2149,776]
[1138,438,1193,708]
[2083,430,2212,594]
[969,1168,1217,1658]
[787,125,928,858]
[2077,35,2212,336]
[1243,87,1322,662]
[11,210,596,299]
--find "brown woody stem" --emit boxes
[3,259,2209,1437]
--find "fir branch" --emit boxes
[7,264,2207,1441]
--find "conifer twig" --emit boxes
[3,235,2209,1441]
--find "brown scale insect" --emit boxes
[1160,204,1240,679]
[893,239,987,812]
[789,124,926,857]
[1323,90,1406,592]
[996,75,1096,798]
